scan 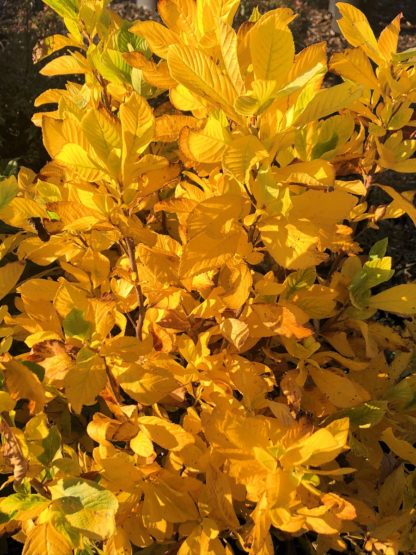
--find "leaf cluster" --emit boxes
[0,1,415,554]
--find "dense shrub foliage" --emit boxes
[0,1,415,553]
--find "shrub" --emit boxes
[0,1,415,554]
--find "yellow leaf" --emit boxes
[381,427,416,465]
[138,416,195,451]
[56,143,107,182]
[4,360,46,414]
[179,227,248,278]
[81,108,121,169]
[259,217,323,270]
[249,11,295,84]
[0,391,16,412]
[124,52,177,89]
[33,33,82,63]
[378,465,405,516]
[113,364,179,405]
[167,44,239,121]
[22,523,72,555]
[369,284,416,315]
[180,114,229,163]
[130,430,154,458]
[158,0,198,36]
[378,14,402,61]
[130,20,179,58]
[336,2,383,63]
[120,92,154,186]
[378,184,416,226]
[281,418,349,467]
[218,20,245,95]
[295,82,362,126]
[197,0,240,36]
[206,465,240,529]
[39,52,87,76]
[309,366,370,408]
[223,135,269,183]
[155,114,198,143]
[104,529,132,555]
[0,198,48,230]
[246,303,312,339]
[64,351,107,413]
[0,262,25,301]
[220,318,250,350]
[330,48,379,90]
[142,480,199,524]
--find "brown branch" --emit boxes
[124,237,146,342]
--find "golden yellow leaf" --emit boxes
[220,318,250,350]
[56,143,107,182]
[330,48,379,90]
[218,20,245,94]
[295,82,362,126]
[337,2,383,63]
[124,52,177,89]
[130,430,154,458]
[120,92,154,186]
[4,360,46,414]
[281,418,349,467]
[155,114,199,143]
[64,351,107,413]
[39,52,87,76]
[381,427,416,465]
[249,11,295,84]
[167,44,239,121]
[206,465,240,529]
[113,364,179,405]
[138,416,195,451]
[181,115,229,164]
[223,135,269,183]
[378,14,402,61]
[22,523,72,555]
[130,20,179,58]
[0,198,48,230]
[378,184,416,226]
[309,366,370,408]
[0,262,25,301]
[369,284,416,315]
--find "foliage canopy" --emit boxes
[0,1,416,554]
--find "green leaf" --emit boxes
[63,308,91,340]
[0,176,18,211]
[311,133,338,159]
[336,401,387,428]
[25,414,62,466]
[43,0,77,20]
[284,268,317,297]
[21,361,45,382]
[369,238,388,260]
[49,478,118,541]
[0,493,48,523]
[349,257,394,308]
[117,25,150,55]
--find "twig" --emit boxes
[124,237,146,341]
